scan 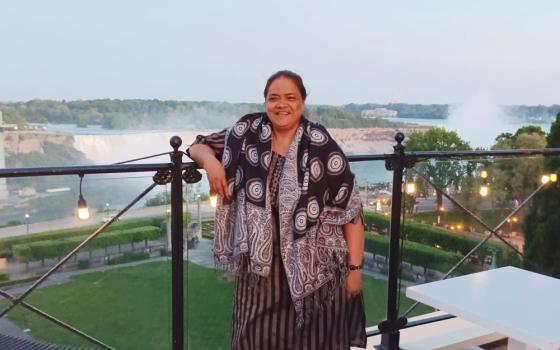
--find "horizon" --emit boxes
[1,1,559,106]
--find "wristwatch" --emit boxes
[348,264,363,271]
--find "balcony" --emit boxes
[0,133,559,350]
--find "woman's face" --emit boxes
[265,77,305,134]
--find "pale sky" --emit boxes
[1,0,559,105]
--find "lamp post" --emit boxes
[507,216,518,235]
[196,194,201,240]
[105,202,110,214]
[436,205,444,225]
[24,213,30,234]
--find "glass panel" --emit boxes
[0,174,172,349]
[185,177,232,349]
[398,153,560,320]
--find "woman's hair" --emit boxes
[263,70,307,100]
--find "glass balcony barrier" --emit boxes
[0,173,175,349]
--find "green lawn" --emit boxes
[1,261,430,349]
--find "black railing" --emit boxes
[0,133,559,350]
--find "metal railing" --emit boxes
[0,133,559,350]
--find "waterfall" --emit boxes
[73,131,201,164]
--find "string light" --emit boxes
[541,175,550,184]
[480,170,488,179]
[77,174,90,220]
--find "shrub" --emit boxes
[78,260,90,270]
[12,226,163,263]
[364,211,521,268]
[107,251,150,265]
[0,216,165,255]
[0,270,9,282]
[364,233,463,273]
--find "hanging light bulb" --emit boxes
[480,185,489,197]
[406,183,416,194]
[77,174,90,220]
[209,194,218,208]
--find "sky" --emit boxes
[0,0,559,105]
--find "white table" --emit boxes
[406,266,560,350]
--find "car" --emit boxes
[101,215,119,223]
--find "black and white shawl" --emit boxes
[213,113,363,326]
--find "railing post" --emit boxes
[377,133,409,350]
[169,136,184,350]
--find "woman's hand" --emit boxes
[204,156,229,199]
[345,270,362,300]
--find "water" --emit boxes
[42,117,554,187]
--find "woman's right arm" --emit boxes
[186,130,230,199]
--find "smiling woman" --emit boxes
[187,70,367,350]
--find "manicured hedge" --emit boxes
[0,270,9,282]
[364,233,464,273]
[364,211,521,267]
[0,216,165,254]
[12,226,163,263]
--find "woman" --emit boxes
[187,70,366,349]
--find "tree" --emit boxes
[490,126,547,207]
[405,128,472,215]
[522,113,560,277]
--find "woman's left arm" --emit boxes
[343,216,365,299]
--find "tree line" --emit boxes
[0,99,407,130]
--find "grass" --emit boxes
[1,261,430,349]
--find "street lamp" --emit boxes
[507,216,519,235]
[196,194,201,239]
[541,173,557,184]
[105,202,110,213]
[24,213,30,234]
[437,205,445,225]
[406,183,416,194]
[209,194,218,208]
[479,185,489,197]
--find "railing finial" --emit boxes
[395,132,405,144]
[170,136,182,151]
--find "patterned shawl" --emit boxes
[214,113,363,326]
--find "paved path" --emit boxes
[0,203,216,239]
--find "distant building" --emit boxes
[361,108,398,118]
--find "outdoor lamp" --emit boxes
[209,194,218,208]
[77,174,90,220]
[550,173,557,183]
[480,185,489,197]
[541,175,550,184]
[406,183,416,194]
[480,170,488,179]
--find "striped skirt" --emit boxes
[231,218,367,349]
